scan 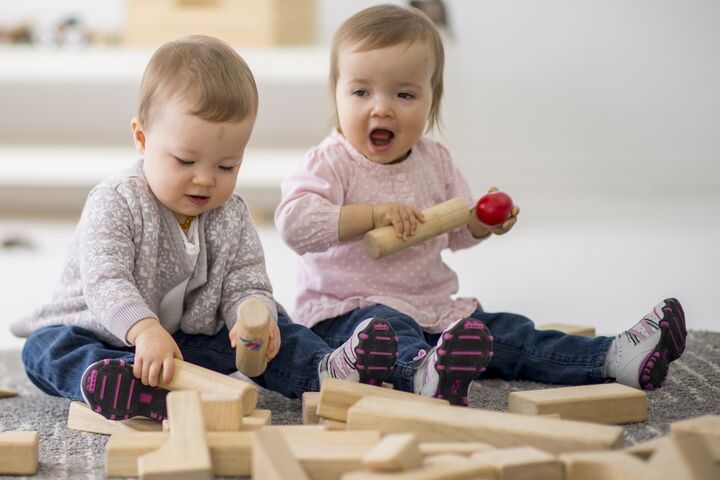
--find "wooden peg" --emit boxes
[364,198,470,259]
[0,389,18,399]
[158,359,258,415]
[137,391,212,480]
[234,298,271,377]
[0,431,38,475]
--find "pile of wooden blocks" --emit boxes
[2,360,719,478]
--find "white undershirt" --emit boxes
[158,219,200,332]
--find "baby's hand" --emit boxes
[128,318,183,387]
[373,202,426,240]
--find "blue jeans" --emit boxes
[22,313,331,401]
[312,305,614,392]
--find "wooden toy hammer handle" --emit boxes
[234,298,271,378]
[363,198,471,259]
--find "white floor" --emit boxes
[1,192,718,351]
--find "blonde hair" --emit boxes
[137,35,258,129]
[330,4,445,131]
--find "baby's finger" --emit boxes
[133,358,143,380]
[401,211,413,239]
[228,326,237,348]
[161,357,175,384]
[392,213,405,238]
[488,186,498,193]
[141,360,151,386]
[512,205,520,216]
[413,207,426,223]
[147,361,161,388]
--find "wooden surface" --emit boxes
[363,198,470,259]
[346,396,624,454]
[507,383,647,424]
[0,430,38,475]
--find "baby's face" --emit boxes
[134,98,254,222]
[335,41,434,165]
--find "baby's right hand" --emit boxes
[127,318,183,387]
[373,203,426,240]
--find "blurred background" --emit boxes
[1,0,718,350]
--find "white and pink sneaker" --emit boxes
[604,298,686,390]
[413,317,494,406]
[319,318,398,386]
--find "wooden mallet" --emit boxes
[363,198,471,259]
[234,298,271,378]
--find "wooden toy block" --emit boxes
[624,436,666,460]
[107,426,380,478]
[323,419,347,431]
[382,382,394,389]
[137,391,212,480]
[363,433,421,472]
[536,324,596,337]
[235,298,271,377]
[470,446,562,479]
[200,392,243,431]
[0,389,17,398]
[252,428,310,480]
[107,431,252,477]
[364,198,470,259]
[559,451,647,480]
[240,408,272,430]
[507,383,647,424]
[0,431,39,475]
[418,442,494,457]
[342,454,492,480]
[346,396,624,454]
[646,434,719,479]
[318,377,448,423]
[302,392,321,425]
[283,429,382,480]
[67,400,162,435]
[158,358,258,415]
[671,415,720,461]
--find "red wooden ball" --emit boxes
[475,191,514,226]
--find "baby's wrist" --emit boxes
[127,317,160,345]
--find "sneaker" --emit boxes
[605,298,686,390]
[319,318,398,386]
[414,317,494,406]
[80,358,168,421]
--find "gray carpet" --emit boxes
[1,331,719,479]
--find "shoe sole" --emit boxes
[80,359,168,421]
[354,318,398,386]
[434,318,494,406]
[638,298,687,390]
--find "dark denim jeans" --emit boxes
[22,313,330,401]
[312,304,614,392]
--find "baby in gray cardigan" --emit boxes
[13,35,400,421]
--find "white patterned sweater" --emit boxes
[10,160,278,347]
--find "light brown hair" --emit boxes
[137,35,258,129]
[330,4,445,130]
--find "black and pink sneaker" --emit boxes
[607,298,687,390]
[319,317,398,386]
[80,359,168,421]
[414,318,494,406]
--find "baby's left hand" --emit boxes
[486,204,520,235]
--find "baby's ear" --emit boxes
[130,117,146,154]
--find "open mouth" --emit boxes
[186,195,210,206]
[369,128,394,147]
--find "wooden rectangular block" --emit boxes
[671,415,720,461]
[646,434,719,479]
[624,436,666,460]
[253,428,310,480]
[0,431,39,475]
[303,392,321,425]
[418,442,494,457]
[107,427,381,479]
[471,446,562,480]
[559,451,647,480]
[347,396,624,454]
[537,324,596,337]
[508,383,647,424]
[137,391,212,479]
[67,400,162,435]
[318,377,448,423]
[363,433,421,472]
[159,359,258,415]
[343,455,491,480]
